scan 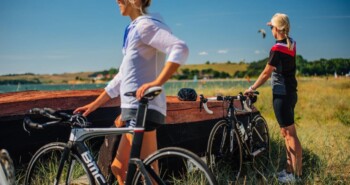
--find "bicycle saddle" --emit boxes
[125,86,163,100]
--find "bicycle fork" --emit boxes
[54,144,71,185]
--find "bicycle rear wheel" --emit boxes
[251,115,270,174]
[132,147,217,185]
[206,120,242,183]
[24,142,94,185]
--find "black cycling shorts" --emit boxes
[273,92,298,128]
[126,119,162,131]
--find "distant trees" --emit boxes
[88,68,119,80]
[173,56,350,80]
[172,68,232,80]
[298,57,350,76]
[2,73,35,76]
[239,56,350,77]
[245,58,269,77]
[1,56,348,85]
[0,78,41,85]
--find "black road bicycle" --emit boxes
[200,92,270,182]
[23,86,217,185]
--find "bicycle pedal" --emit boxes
[251,147,266,157]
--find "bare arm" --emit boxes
[73,90,112,117]
[244,64,275,94]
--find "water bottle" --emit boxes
[238,123,248,141]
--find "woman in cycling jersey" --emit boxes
[74,0,189,184]
[244,13,302,183]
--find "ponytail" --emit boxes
[271,13,293,50]
[285,33,293,51]
[126,0,151,15]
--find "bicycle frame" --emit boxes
[54,127,134,185]
[226,100,251,156]
[25,87,217,185]
[224,99,266,159]
[54,98,152,185]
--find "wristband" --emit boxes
[249,86,256,91]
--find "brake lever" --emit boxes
[23,117,31,135]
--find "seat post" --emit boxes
[125,98,148,184]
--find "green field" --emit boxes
[207,77,350,184]
[178,62,248,76]
[13,77,350,184]
[0,72,94,84]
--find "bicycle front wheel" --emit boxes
[206,120,243,183]
[24,142,94,185]
[132,147,217,185]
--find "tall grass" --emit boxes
[16,77,350,184]
[188,77,350,184]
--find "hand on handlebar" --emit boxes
[73,103,98,117]
[244,88,255,96]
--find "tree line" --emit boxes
[1,56,349,84]
[176,56,350,80]
[241,55,350,78]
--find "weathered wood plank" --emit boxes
[0,90,255,122]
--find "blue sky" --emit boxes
[1,0,350,75]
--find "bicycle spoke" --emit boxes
[25,143,94,185]
[133,147,217,185]
[206,120,242,183]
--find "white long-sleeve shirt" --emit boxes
[105,13,189,117]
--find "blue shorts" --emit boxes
[273,92,298,128]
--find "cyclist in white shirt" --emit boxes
[74,0,188,184]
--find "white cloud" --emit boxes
[217,49,228,54]
[254,49,267,55]
[198,51,208,55]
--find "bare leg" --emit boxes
[111,133,132,185]
[140,130,159,184]
[111,130,158,185]
[283,137,293,173]
[281,124,302,176]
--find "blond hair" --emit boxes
[125,0,151,15]
[270,13,293,50]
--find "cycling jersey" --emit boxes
[268,38,297,95]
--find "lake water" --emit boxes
[0,80,254,95]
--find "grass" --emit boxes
[15,77,350,184]
[178,62,248,76]
[192,77,350,184]
[0,72,94,84]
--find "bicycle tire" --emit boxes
[132,147,218,185]
[251,115,270,174]
[206,120,243,183]
[24,142,95,185]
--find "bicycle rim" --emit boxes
[132,147,217,185]
[251,115,270,174]
[206,120,242,183]
[24,142,94,185]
